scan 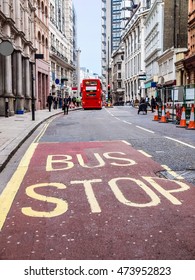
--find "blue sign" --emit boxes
[55,78,60,84]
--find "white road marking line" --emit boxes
[138,150,152,157]
[123,120,132,125]
[161,165,184,180]
[136,126,155,134]
[121,140,131,145]
[165,136,195,149]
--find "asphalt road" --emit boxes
[0,106,195,260]
[40,106,195,183]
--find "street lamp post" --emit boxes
[76,49,81,97]
[31,54,44,121]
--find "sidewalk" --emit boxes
[0,107,80,172]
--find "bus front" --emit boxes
[82,79,102,109]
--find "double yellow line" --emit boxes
[0,116,57,231]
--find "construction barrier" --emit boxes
[186,104,195,130]
[153,106,159,121]
[177,106,187,128]
[159,105,168,123]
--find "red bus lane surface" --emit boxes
[0,140,195,260]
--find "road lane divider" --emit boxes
[136,126,155,134]
[164,136,195,149]
[138,150,152,157]
[122,140,131,145]
[123,120,132,125]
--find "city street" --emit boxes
[0,106,195,260]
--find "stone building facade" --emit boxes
[111,46,125,105]
[184,0,195,85]
[49,0,75,100]
[0,0,36,116]
[0,0,76,116]
[34,0,50,110]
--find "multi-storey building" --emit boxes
[101,0,107,91]
[102,0,142,100]
[0,0,36,116]
[34,0,50,110]
[174,0,195,104]
[111,45,125,104]
[121,0,188,102]
[101,0,125,94]
[184,0,195,85]
[122,0,149,102]
[49,0,75,100]
[0,0,77,116]
[144,0,164,98]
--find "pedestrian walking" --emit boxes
[59,96,62,109]
[145,95,150,108]
[151,96,156,113]
[53,96,58,109]
[76,96,80,107]
[63,96,70,115]
[47,93,53,112]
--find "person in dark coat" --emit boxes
[47,93,53,112]
[151,96,156,112]
[63,96,70,115]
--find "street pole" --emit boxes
[107,37,109,88]
[107,37,110,101]
[76,49,81,97]
[31,62,35,121]
[32,54,44,121]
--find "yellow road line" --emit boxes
[161,165,184,180]
[0,143,38,231]
[0,115,59,231]
[34,116,58,143]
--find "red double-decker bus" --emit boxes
[81,79,102,109]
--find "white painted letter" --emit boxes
[143,176,190,205]
[21,183,68,217]
[77,153,105,168]
[46,155,74,171]
[103,152,137,166]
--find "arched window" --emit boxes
[38,31,41,52]
[42,34,45,46]
[41,1,44,13]
[45,6,48,17]
[45,38,48,48]
[38,31,41,41]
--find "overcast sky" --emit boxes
[73,0,101,75]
